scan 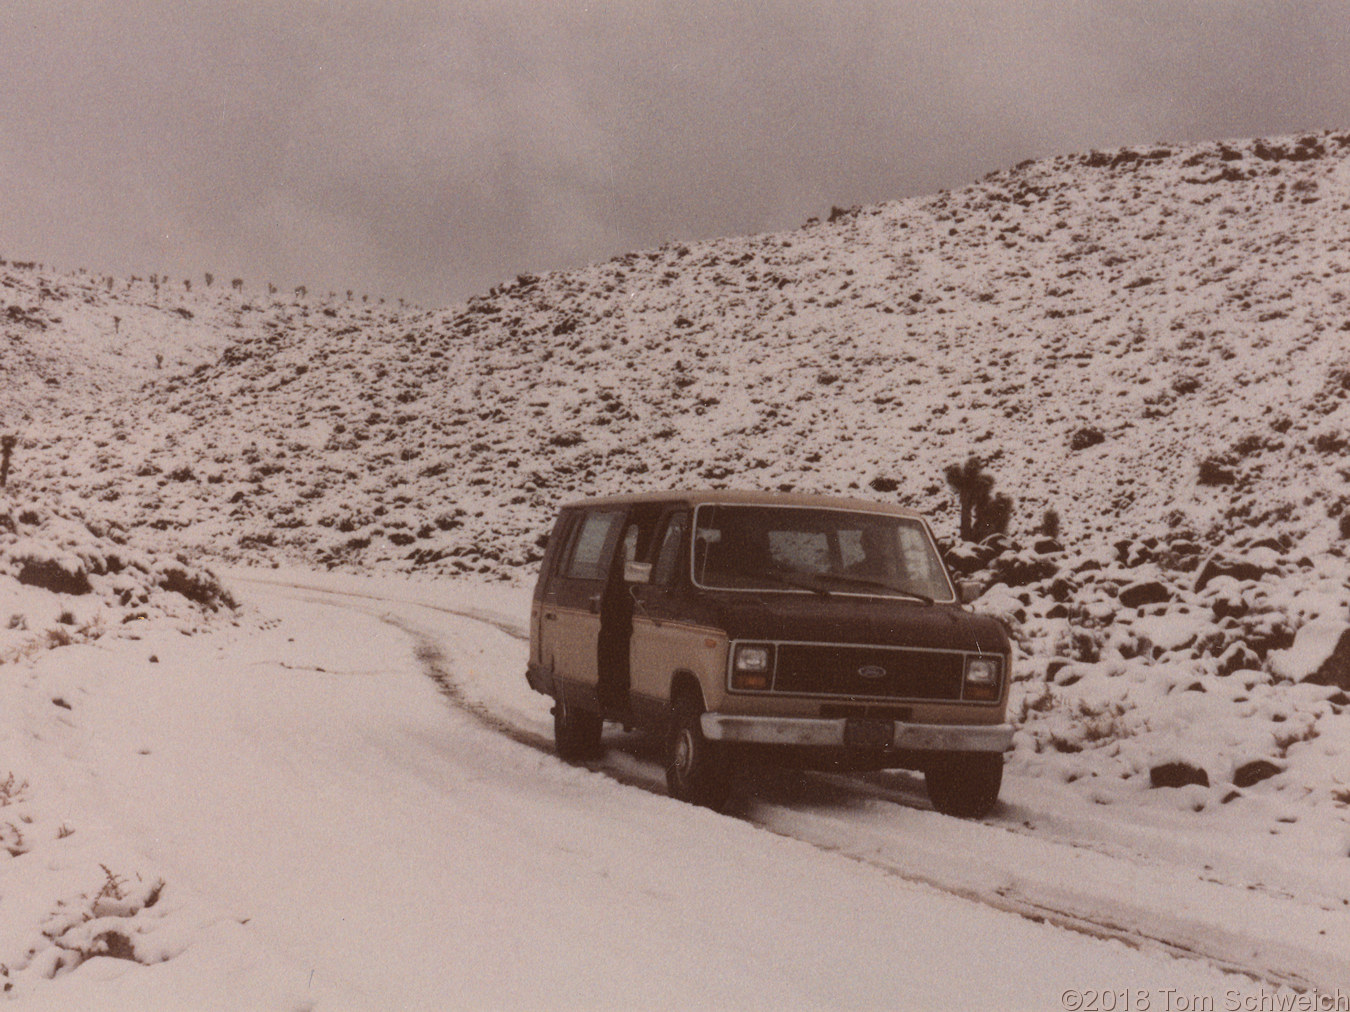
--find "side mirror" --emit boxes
[624,561,653,585]
[958,580,984,605]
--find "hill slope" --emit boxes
[8,132,1350,576]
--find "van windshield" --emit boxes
[691,504,954,602]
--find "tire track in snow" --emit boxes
[236,575,1344,996]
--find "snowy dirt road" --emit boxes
[3,569,1345,1009]
[235,573,1348,998]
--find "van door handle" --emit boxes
[544,611,557,621]
[630,588,662,627]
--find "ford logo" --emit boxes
[857,665,887,680]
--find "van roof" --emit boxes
[559,488,926,518]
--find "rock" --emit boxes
[1193,549,1281,592]
[1270,621,1350,689]
[1161,539,1204,572]
[1241,611,1296,663]
[1046,658,1073,679]
[988,550,1058,587]
[1209,582,1254,621]
[1048,576,1078,602]
[1119,580,1171,609]
[1150,761,1209,789]
[1216,641,1262,676]
[1233,759,1282,789]
[1033,538,1063,555]
[980,532,1017,555]
[944,541,997,576]
[1113,538,1135,564]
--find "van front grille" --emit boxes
[773,644,964,701]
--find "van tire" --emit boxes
[925,752,1003,818]
[666,694,731,810]
[553,690,603,760]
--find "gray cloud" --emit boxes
[1,1,1346,305]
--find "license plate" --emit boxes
[844,718,893,748]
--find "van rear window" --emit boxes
[563,510,625,581]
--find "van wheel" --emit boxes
[666,695,731,810]
[553,691,602,760]
[925,752,1003,818]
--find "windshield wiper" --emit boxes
[747,570,833,597]
[810,572,934,605]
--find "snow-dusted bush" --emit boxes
[0,499,234,661]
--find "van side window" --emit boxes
[563,510,625,581]
[652,512,689,586]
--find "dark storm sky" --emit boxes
[1,2,1346,306]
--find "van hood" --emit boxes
[707,592,1009,656]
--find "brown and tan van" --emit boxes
[526,490,1013,815]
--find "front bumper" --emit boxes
[700,714,1014,753]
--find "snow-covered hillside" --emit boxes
[9,132,1350,573]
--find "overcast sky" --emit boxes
[1,2,1347,306]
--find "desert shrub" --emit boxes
[0,772,27,806]
[1198,456,1237,486]
[1314,430,1349,454]
[16,554,92,595]
[1069,427,1105,451]
[869,475,899,493]
[156,563,236,611]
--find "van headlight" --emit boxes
[963,656,1003,702]
[731,643,774,691]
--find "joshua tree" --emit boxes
[1040,508,1061,539]
[944,455,1014,542]
[1,435,16,488]
[231,278,243,293]
[204,272,214,288]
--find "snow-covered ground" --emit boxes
[1,568,1344,1008]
